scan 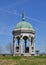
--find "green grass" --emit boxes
[0,55,46,65]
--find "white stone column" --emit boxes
[23,40,25,53]
[34,42,35,55]
[31,37,35,55]
[19,38,20,54]
[29,37,31,54]
[13,36,16,56]
[33,38,35,55]
[19,37,23,55]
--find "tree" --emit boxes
[6,42,13,54]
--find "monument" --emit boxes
[12,12,35,56]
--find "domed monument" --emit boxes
[12,12,35,56]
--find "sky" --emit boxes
[0,0,46,53]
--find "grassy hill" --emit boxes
[0,55,46,65]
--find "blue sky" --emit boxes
[0,0,46,53]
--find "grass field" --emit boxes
[0,55,46,65]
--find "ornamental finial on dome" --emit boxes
[22,11,25,21]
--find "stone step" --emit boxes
[23,53,31,56]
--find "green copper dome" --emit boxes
[16,21,33,29]
[15,12,33,29]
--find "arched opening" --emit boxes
[16,36,20,46]
[16,36,20,52]
[31,37,34,46]
[23,36,29,53]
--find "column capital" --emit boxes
[20,35,23,40]
[29,37,31,42]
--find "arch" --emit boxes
[15,36,20,52]
[23,36,28,40]
[16,36,20,46]
[31,37,34,45]
[23,36,29,53]
[16,36,20,40]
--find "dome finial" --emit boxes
[22,11,25,21]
